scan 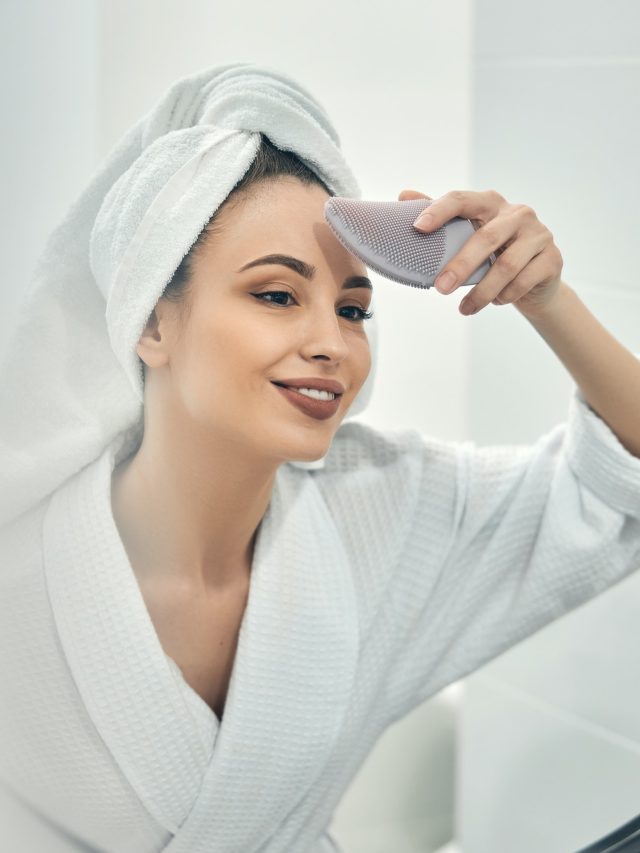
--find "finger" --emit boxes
[434,207,526,294]
[398,189,432,201]
[489,250,556,305]
[458,241,550,316]
[412,188,498,231]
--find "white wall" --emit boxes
[458,2,640,850]
[0,0,99,367]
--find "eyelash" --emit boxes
[251,290,374,323]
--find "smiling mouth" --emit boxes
[271,382,342,420]
[272,382,342,399]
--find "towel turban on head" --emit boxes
[0,62,379,529]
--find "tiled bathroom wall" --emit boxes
[458,2,640,850]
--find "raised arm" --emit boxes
[408,187,639,458]
[514,281,640,459]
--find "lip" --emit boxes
[271,377,345,395]
[272,383,341,421]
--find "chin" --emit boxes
[288,443,330,462]
[280,438,332,465]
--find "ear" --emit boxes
[136,300,174,369]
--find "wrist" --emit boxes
[515,279,573,322]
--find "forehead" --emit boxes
[218,178,328,227]
[200,179,368,277]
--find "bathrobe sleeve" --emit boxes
[374,375,640,722]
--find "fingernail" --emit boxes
[413,212,434,229]
[435,271,457,293]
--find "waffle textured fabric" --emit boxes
[0,61,380,531]
[1,378,639,852]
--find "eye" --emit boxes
[251,290,374,323]
[252,290,294,307]
[340,305,375,322]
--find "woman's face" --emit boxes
[140,177,373,466]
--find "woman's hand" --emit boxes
[398,188,564,316]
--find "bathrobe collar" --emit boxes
[43,439,359,850]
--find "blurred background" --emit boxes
[2,1,639,850]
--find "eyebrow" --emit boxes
[236,253,373,291]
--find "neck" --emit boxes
[110,428,278,593]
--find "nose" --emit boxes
[299,302,351,363]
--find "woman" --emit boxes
[108,147,374,727]
[1,63,639,853]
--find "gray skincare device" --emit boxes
[324,197,496,289]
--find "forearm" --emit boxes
[515,281,640,458]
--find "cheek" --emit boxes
[183,315,285,396]
[170,318,234,407]
[353,336,372,384]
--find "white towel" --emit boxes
[0,62,379,529]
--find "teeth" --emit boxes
[290,387,336,401]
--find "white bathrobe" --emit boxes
[1,381,639,853]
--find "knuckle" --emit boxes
[449,189,466,202]
[479,223,498,245]
[506,203,524,219]
[496,253,520,276]
[515,203,535,219]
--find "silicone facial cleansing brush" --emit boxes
[324,197,496,289]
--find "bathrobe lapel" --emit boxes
[163,461,360,853]
[43,445,360,851]
[43,446,215,834]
